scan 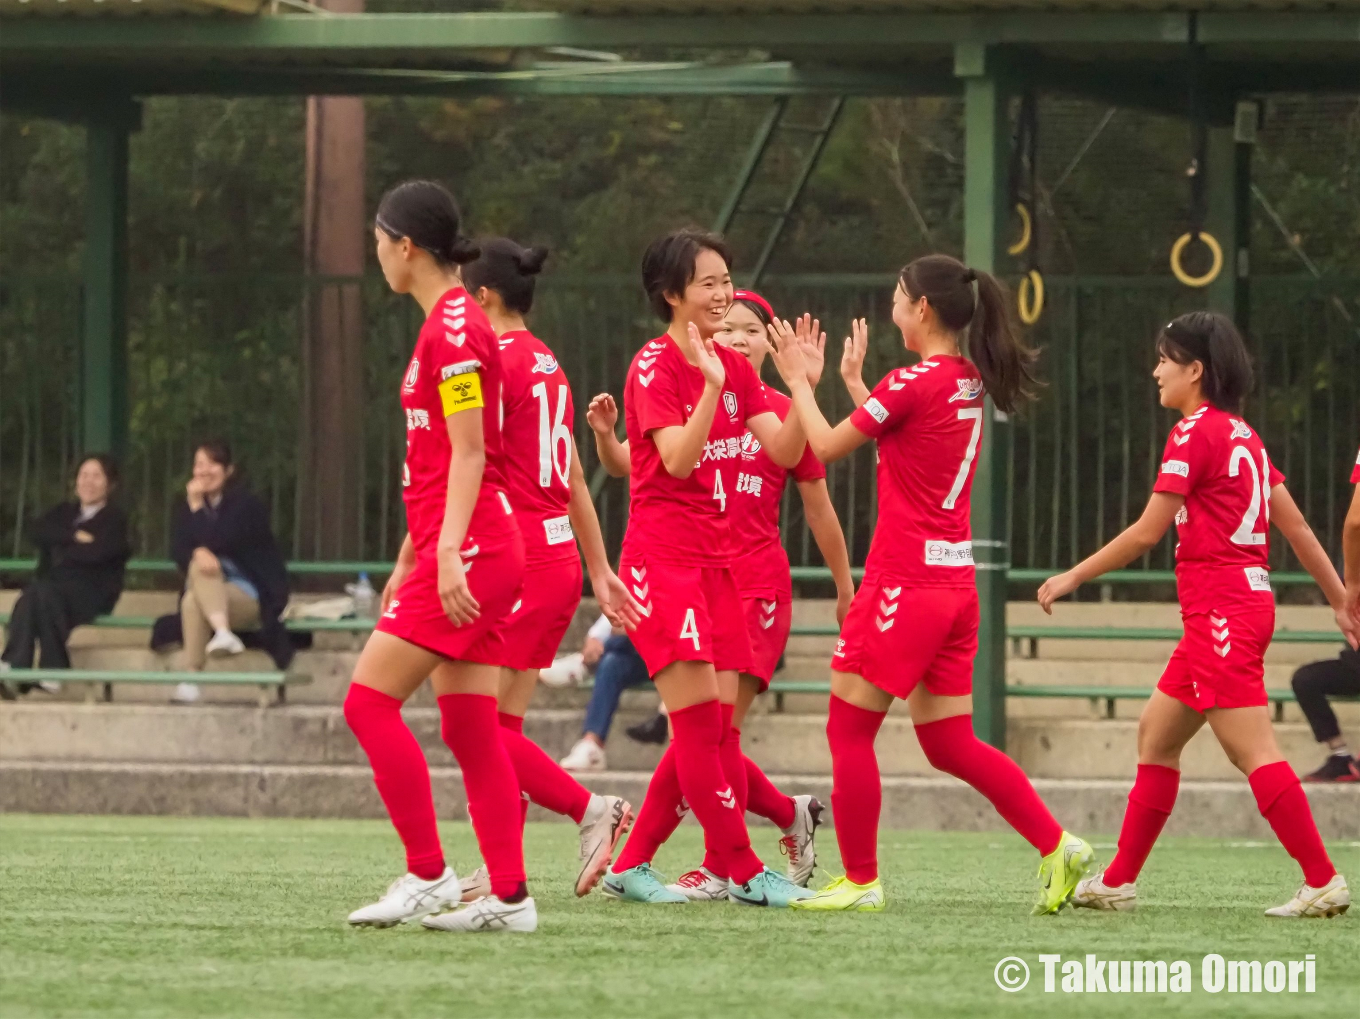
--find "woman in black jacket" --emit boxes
[163,441,291,703]
[1,455,131,694]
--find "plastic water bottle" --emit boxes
[352,572,376,619]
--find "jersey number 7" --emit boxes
[942,408,984,510]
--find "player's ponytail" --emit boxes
[1156,311,1253,412]
[898,254,1038,414]
[375,180,481,268]
[462,238,551,315]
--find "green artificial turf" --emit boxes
[0,815,1355,1018]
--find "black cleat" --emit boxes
[626,712,668,745]
[1302,754,1360,783]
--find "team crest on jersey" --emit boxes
[1228,418,1254,441]
[403,359,420,392]
[532,352,559,376]
[948,378,984,403]
[723,391,739,420]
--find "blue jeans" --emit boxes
[582,634,652,741]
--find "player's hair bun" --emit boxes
[462,237,550,315]
[517,245,550,276]
[447,236,482,265]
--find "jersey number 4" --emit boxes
[1228,445,1272,546]
[532,381,572,489]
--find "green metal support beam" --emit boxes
[958,44,1011,751]
[1204,122,1251,325]
[82,112,134,459]
[713,100,786,234]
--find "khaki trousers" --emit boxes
[181,560,260,669]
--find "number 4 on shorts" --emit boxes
[679,608,701,650]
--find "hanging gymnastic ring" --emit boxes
[1017,269,1044,325]
[1007,203,1032,256]
[1170,231,1223,288]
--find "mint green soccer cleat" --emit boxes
[1033,831,1095,915]
[729,867,817,908]
[601,864,688,904]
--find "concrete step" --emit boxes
[3,760,1357,840]
[4,702,1353,781]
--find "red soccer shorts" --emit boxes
[496,557,583,672]
[740,594,791,692]
[376,538,525,667]
[1157,605,1274,711]
[831,582,978,699]
[617,556,753,678]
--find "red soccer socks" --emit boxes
[497,711,591,825]
[914,713,1064,857]
[438,694,527,900]
[826,695,887,886]
[343,683,445,880]
[1249,760,1336,888]
[1103,763,1180,887]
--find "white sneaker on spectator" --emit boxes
[539,653,586,687]
[559,738,605,772]
[348,867,461,927]
[171,682,201,704]
[206,629,245,658]
[35,681,61,695]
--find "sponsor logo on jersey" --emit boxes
[532,352,560,376]
[740,432,761,459]
[702,438,742,462]
[1160,459,1190,477]
[735,472,764,497]
[441,359,481,380]
[438,372,484,415]
[1228,418,1254,440]
[833,638,846,657]
[403,359,420,391]
[543,514,575,546]
[924,540,974,567]
[1243,566,1273,593]
[405,408,430,431]
[864,397,889,424]
[949,378,984,403]
[723,391,739,420]
[1174,505,1188,526]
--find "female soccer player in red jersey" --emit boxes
[587,290,854,896]
[768,254,1093,915]
[1346,444,1360,626]
[1039,312,1357,918]
[343,182,535,934]
[598,229,823,907]
[452,237,639,901]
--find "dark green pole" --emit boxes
[82,111,132,458]
[1205,116,1252,331]
[958,44,1011,749]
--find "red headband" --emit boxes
[732,289,774,321]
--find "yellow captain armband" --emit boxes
[438,370,484,415]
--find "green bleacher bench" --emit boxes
[0,613,374,633]
[0,668,311,707]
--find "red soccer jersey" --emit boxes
[497,329,578,567]
[1352,444,1360,484]
[730,386,825,592]
[400,287,516,556]
[621,334,770,567]
[849,356,985,589]
[1152,403,1284,613]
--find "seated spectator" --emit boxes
[1292,648,1360,782]
[156,441,291,703]
[557,614,653,772]
[0,455,130,697]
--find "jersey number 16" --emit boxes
[533,381,572,489]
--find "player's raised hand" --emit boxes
[688,322,726,389]
[1036,571,1078,614]
[586,393,619,436]
[795,313,827,388]
[767,317,809,388]
[593,567,644,631]
[842,319,868,385]
[436,546,481,626]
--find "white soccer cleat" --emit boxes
[576,794,633,897]
[667,867,731,901]
[206,629,246,657]
[559,738,606,773]
[539,653,587,687]
[347,867,461,927]
[1265,874,1350,918]
[422,896,538,933]
[779,794,823,887]
[459,865,492,903]
[1071,873,1137,912]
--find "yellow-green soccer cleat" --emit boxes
[788,875,885,912]
[1033,831,1094,915]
